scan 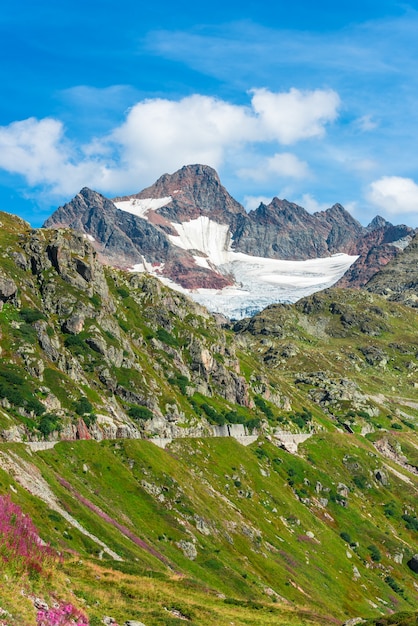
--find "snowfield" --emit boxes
[115,197,172,218]
[118,205,358,319]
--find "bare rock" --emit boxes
[0,274,17,303]
[176,540,197,560]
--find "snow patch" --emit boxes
[167,217,231,266]
[115,196,172,218]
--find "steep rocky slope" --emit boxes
[232,200,363,259]
[337,221,414,289]
[365,234,418,306]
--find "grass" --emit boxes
[0,221,417,623]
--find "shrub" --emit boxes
[0,364,45,415]
[19,308,46,323]
[117,318,129,333]
[90,294,101,308]
[368,544,382,562]
[246,417,261,432]
[289,407,312,429]
[353,475,368,490]
[340,531,352,543]
[73,396,93,416]
[156,328,179,347]
[402,514,418,531]
[168,374,189,395]
[117,287,130,299]
[384,576,404,596]
[64,334,86,352]
[255,447,269,460]
[384,501,398,518]
[128,405,153,421]
[201,403,225,426]
[38,413,61,438]
[254,396,274,420]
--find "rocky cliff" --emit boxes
[336,220,415,289]
[366,233,418,305]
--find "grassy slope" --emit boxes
[0,436,417,624]
[0,213,417,624]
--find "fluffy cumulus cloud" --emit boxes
[0,117,111,195]
[106,94,258,183]
[250,88,340,144]
[0,87,340,197]
[368,176,418,214]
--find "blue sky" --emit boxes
[1,1,418,227]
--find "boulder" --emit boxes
[407,554,418,573]
[0,275,17,303]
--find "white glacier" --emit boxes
[123,212,357,319]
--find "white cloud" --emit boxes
[0,117,111,196]
[0,88,339,198]
[239,152,310,182]
[105,94,258,184]
[267,153,310,178]
[368,176,418,214]
[250,87,340,144]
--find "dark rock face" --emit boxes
[233,199,330,259]
[0,274,17,304]
[116,164,247,225]
[232,200,365,260]
[43,187,175,267]
[44,186,232,290]
[314,204,364,253]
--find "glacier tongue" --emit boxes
[176,253,357,318]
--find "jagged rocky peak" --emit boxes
[315,203,363,231]
[367,215,392,231]
[115,163,247,223]
[43,187,116,231]
[250,197,313,223]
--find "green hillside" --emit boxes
[0,211,417,625]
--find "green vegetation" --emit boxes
[128,405,153,421]
[0,215,417,623]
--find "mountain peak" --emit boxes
[115,164,246,223]
[367,215,391,231]
[43,163,414,318]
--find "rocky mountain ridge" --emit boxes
[44,164,416,317]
